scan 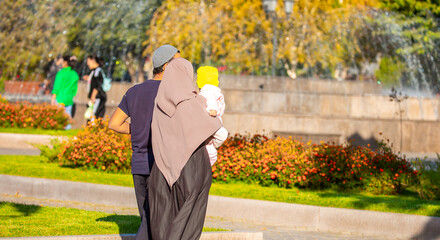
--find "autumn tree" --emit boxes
[276,0,379,78]
[0,0,74,83]
[373,0,440,90]
[0,0,163,85]
[146,0,386,77]
[2,0,440,92]
[68,0,163,82]
[145,0,272,74]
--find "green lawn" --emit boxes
[0,202,138,237]
[2,155,440,217]
[0,155,133,187]
[0,127,79,137]
[0,202,222,237]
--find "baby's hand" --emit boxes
[208,109,217,117]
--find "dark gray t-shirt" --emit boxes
[118,80,160,175]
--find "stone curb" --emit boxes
[1,174,136,207]
[2,174,440,239]
[0,133,66,150]
[0,232,263,240]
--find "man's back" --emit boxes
[118,80,160,175]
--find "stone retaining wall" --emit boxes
[5,75,439,153]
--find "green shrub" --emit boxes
[38,138,63,163]
[412,157,440,200]
[375,56,405,87]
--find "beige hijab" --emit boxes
[151,58,221,187]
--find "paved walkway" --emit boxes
[0,147,40,155]
[0,193,392,240]
[203,217,390,240]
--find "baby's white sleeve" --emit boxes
[217,93,225,117]
[205,95,218,112]
[200,87,220,112]
[212,127,228,148]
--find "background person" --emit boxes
[108,44,180,240]
[44,55,63,95]
[51,55,79,130]
[83,55,107,121]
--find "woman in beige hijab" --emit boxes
[149,58,222,240]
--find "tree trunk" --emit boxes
[124,52,137,83]
[137,56,145,83]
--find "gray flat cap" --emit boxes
[152,45,178,68]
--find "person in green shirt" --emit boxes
[51,55,79,130]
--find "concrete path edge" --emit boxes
[1,232,264,240]
[0,133,66,150]
[2,174,440,239]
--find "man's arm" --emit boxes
[109,108,130,134]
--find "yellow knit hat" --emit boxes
[197,66,219,88]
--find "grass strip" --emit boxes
[0,202,222,237]
[0,127,79,137]
[0,155,133,187]
[209,182,440,217]
[2,155,440,217]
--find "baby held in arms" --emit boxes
[196,66,228,166]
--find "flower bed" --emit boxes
[49,122,424,196]
[213,134,420,195]
[0,100,69,129]
[57,119,132,173]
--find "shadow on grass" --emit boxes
[317,191,440,216]
[412,215,440,240]
[0,202,41,218]
[97,215,139,234]
[316,192,440,239]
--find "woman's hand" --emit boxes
[208,109,217,117]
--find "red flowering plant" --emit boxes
[214,134,420,195]
[310,139,418,194]
[0,101,69,129]
[57,118,132,173]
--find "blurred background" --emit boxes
[1,0,440,153]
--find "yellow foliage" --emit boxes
[145,0,380,75]
[145,0,272,74]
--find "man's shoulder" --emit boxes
[141,79,161,86]
[125,80,160,96]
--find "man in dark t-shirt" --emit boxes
[109,45,180,240]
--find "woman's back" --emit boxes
[53,67,79,106]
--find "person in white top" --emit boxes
[196,66,228,166]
